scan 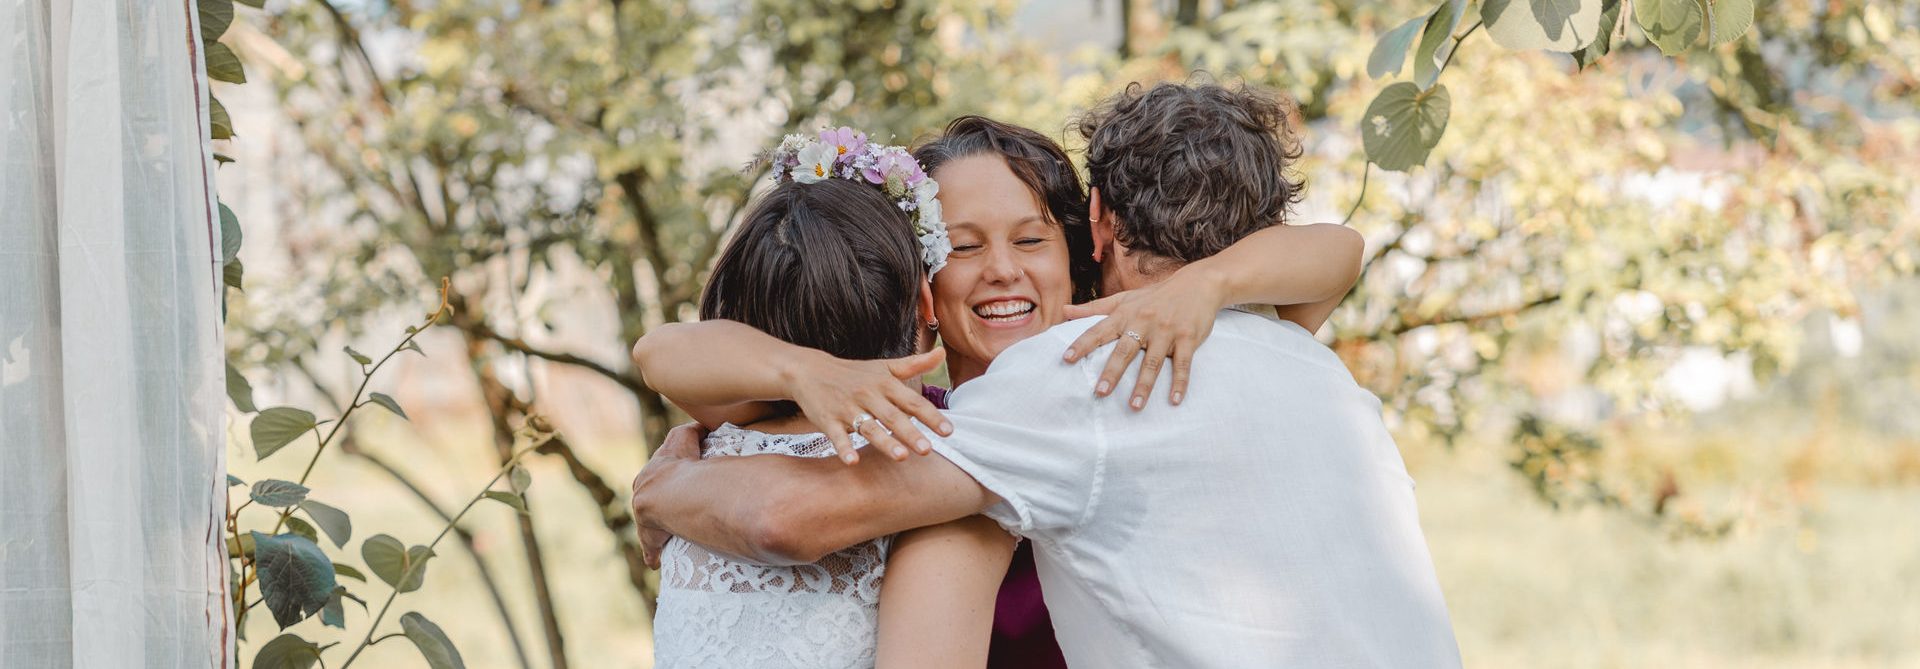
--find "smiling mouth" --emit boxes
[972,298,1036,325]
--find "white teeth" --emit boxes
[972,300,1035,319]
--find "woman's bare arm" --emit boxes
[1063,223,1365,407]
[875,516,1017,669]
[632,320,949,461]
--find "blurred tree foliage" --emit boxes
[221,0,1917,660]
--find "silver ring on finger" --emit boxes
[850,412,874,433]
[1124,330,1146,346]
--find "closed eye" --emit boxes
[1015,237,1047,247]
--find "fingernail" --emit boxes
[842,452,858,464]
[916,439,932,453]
[1063,351,1077,362]
[1171,391,1184,405]
[1130,395,1144,410]
[1096,381,1111,395]
[939,421,954,435]
[893,447,909,459]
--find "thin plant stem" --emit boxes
[1342,162,1372,226]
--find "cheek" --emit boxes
[929,274,973,330]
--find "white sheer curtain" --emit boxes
[2,0,228,666]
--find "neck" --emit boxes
[946,345,989,388]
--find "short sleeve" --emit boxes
[927,327,1105,538]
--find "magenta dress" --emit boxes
[922,385,1069,669]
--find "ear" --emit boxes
[916,278,939,353]
[1089,187,1115,262]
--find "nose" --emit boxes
[980,245,1021,285]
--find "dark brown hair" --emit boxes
[913,116,1100,303]
[1074,81,1306,265]
[700,178,923,364]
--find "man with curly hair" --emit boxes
[633,80,1462,667]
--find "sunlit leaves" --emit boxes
[401,612,466,669]
[299,500,352,548]
[362,534,435,593]
[250,408,317,460]
[1635,0,1704,55]
[1413,0,1468,90]
[249,479,311,507]
[1574,0,1624,69]
[1483,0,1605,52]
[1707,0,1755,46]
[251,532,338,629]
[252,634,320,669]
[1363,82,1452,172]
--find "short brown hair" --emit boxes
[1073,81,1305,265]
[913,116,1100,303]
[700,178,923,362]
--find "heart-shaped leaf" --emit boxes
[362,534,435,593]
[251,408,317,461]
[367,392,408,420]
[299,500,352,548]
[1362,82,1452,172]
[483,491,528,514]
[401,612,467,669]
[250,479,311,507]
[252,634,321,669]
[1635,0,1704,55]
[251,532,337,630]
[1482,0,1605,52]
[206,42,247,84]
[1368,14,1428,79]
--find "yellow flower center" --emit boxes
[836,145,848,155]
[814,164,826,177]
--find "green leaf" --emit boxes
[1707,0,1753,46]
[285,516,319,544]
[321,587,348,628]
[1367,14,1428,79]
[227,533,256,559]
[226,361,256,412]
[367,392,408,420]
[333,562,367,582]
[1482,0,1605,52]
[1635,0,1704,55]
[228,474,244,487]
[509,464,532,494]
[250,479,311,507]
[206,42,247,84]
[251,532,337,629]
[250,408,317,461]
[252,634,321,669]
[299,500,353,548]
[209,96,233,140]
[362,535,435,593]
[401,612,467,669]
[1362,82,1452,172]
[199,0,233,43]
[213,151,235,164]
[223,256,244,291]
[235,0,264,8]
[1573,0,1624,69]
[344,346,372,366]
[401,340,425,356]
[219,202,241,263]
[1413,0,1468,90]
[483,491,528,514]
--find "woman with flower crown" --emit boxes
[637,118,1362,667]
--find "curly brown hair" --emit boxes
[1073,80,1306,266]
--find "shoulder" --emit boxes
[945,317,1104,411]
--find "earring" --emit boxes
[928,318,939,331]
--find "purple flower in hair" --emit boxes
[862,146,926,195]
[819,127,868,166]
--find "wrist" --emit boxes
[1181,260,1236,308]
[775,347,830,396]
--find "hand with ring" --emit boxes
[1061,264,1234,410]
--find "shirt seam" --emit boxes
[1061,333,1108,542]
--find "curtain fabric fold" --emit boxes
[2,0,228,666]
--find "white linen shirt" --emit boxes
[928,310,1462,668]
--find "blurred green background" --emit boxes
[210,0,1920,666]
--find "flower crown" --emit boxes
[767,127,951,277]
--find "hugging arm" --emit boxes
[630,424,997,566]
[876,517,1017,669]
[1064,222,1365,407]
[631,319,950,462]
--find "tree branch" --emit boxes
[451,304,648,396]
[1387,293,1563,337]
[533,434,658,618]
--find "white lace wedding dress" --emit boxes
[652,424,893,668]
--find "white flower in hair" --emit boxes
[791,142,839,184]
